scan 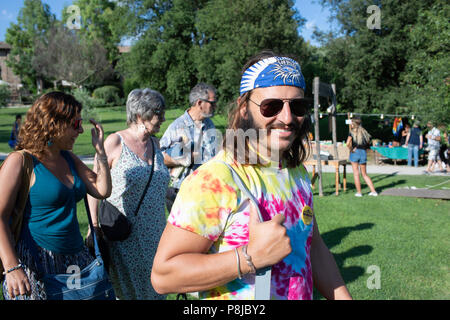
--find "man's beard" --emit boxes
[201,111,214,118]
[240,111,301,141]
[237,111,302,163]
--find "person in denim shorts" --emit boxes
[346,117,378,197]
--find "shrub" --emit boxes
[123,78,140,99]
[92,85,123,106]
[72,87,102,119]
[0,85,11,107]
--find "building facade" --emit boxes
[0,42,21,86]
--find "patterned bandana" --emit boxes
[239,56,306,95]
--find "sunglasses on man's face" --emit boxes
[248,97,311,118]
[200,99,217,106]
[73,118,83,130]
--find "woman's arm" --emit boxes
[0,152,31,298]
[405,132,411,145]
[71,119,112,199]
[346,136,353,151]
[86,132,122,228]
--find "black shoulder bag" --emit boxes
[99,138,156,241]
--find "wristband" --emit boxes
[242,245,256,274]
[234,248,242,279]
[96,155,108,163]
[2,263,23,275]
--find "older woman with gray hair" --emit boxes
[87,88,170,299]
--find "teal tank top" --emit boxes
[26,151,86,254]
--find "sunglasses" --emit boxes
[248,97,311,118]
[200,99,217,106]
[73,118,83,130]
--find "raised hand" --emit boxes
[89,119,105,155]
[246,203,291,270]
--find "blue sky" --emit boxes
[0,0,337,46]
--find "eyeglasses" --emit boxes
[200,99,217,106]
[248,97,311,118]
[73,118,83,130]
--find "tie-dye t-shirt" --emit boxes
[168,150,314,300]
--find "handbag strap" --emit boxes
[0,150,33,280]
[215,161,272,300]
[134,137,157,216]
[84,196,102,259]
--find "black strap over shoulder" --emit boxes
[134,137,157,216]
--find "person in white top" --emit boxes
[425,121,443,173]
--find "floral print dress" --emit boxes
[106,134,169,300]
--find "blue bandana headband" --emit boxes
[239,56,306,95]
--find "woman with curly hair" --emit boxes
[0,91,112,300]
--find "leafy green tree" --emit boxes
[32,24,114,88]
[193,0,306,106]
[67,0,121,62]
[401,1,450,124]
[5,0,56,93]
[316,0,439,115]
[118,0,208,106]
[118,0,308,108]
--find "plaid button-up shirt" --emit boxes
[160,110,219,189]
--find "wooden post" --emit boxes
[313,77,323,196]
[331,84,338,160]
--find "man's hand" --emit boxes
[246,203,291,270]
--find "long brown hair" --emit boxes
[17,92,82,157]
[350,117,371,146]
[223,50,311,168]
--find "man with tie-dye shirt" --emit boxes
[151,51,352,300]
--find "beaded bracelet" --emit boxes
[234,248,242,279]
[2,263,23,275]
[242,245,256,274]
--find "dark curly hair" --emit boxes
[17,91,82,157]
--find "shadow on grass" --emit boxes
[337,179,406,195]
[314,223,374,299]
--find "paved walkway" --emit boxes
[305,162,449,176]
[2,152,448,176]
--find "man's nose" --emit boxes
[277,101,294,125]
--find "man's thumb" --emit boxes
[271,213,286,225]
[248,202,261,226]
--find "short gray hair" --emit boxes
[188,83,216,106]
[126,88,165,125]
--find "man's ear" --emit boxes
[238,96,248,120]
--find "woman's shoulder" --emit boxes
[104,131,123,149]
[0,151,27,181]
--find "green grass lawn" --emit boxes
[1,106,449,300]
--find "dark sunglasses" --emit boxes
[73,118,83,130]
[200,99,217,106]
[248,97,311,118]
